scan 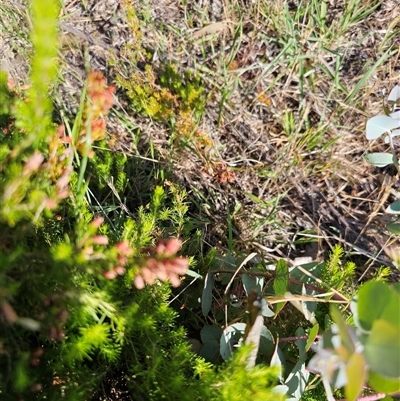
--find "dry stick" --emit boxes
[292,263,350,303]
[214,268,349,302]
[223,252,258,296]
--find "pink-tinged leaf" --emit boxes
[366,115,400,140]
[345,353,366,401]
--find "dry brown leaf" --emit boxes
[190,21,230,40]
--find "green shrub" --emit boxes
[1,2,398,401]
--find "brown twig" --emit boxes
[211,269,348,302]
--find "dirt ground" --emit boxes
[2,0,400,281]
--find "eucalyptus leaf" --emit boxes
[388,84,400,102]
[365,319,400,379]
[390,110,400,119]
[386,200,400,214]
[352,281,398,332]
[257,325,275,360]
[364,153,395,168]
[300,285,317,324]
[273,385,289,396]
[270,342,286,382]
[260,298,275,317]
[199,342,220,363]
[242,274,257,295]
[387,222,400,234]
[345,352,366,401]
[295,327,307,359]
[285,358,309,399]
[200,325,222,345]
[391,128,400,137]
[241,271,264,295]
[185,269,203,279]
[366,115,400,140]
[214,252,236,285]
[220,322,246,360]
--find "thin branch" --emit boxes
[212,269,348,302]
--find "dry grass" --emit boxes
[2,0,400,279]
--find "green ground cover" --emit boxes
[0,0,399,400]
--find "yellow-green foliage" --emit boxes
[115,1,210,148]
[89,141,127,191]
[0,0,68,227]
[14,0,60,147]
[213,346,285,401]
[322,245,356,294]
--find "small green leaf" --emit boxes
[186,269,202,279]
[386,200,400,214]
[274,259,289,295]
[201,271,214,317]
[345,353,366,401]
[364,153,395,167]
[274,259,289,314]
[366,115,400,140]
[387,222,400,234]
[306,324,319,351]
